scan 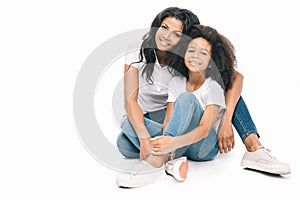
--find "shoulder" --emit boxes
[205,78,224,92]
[125,50,140,64]
[124,41,143,68]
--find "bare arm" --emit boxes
[218,70,244,153]
[124,64,151,160]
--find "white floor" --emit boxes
[1,1,300,200]
[99,138,298,200]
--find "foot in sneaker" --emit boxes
[165,156,188,181]
[116,160,166,188]
[241,146,291,175]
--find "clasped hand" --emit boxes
[150,135,176,155]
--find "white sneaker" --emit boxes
[241,146,291,175]
[165,156,188,181]
[116,160,166,188]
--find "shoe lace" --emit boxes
[130,161,151,175]
[262,148,276,160]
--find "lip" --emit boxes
[189,61,202,66]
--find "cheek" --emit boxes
[154,34,159,45]
[184,59,188,67]
[184,54,189,66]
[204,58,211,67]
[171,37,181,46]
[155,31,160,41]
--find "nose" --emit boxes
[162,30,172,40]
[192,51,200,58]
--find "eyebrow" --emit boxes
[161,23,183,33]
[188,45,209,53]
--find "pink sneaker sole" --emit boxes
[166,157,188,181]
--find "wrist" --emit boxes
[137,130,151,139]
[139,135,151,144]
[222,110,233,122]
[172,135,185,150]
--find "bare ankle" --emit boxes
[146,154,168,168]
[244,134,261,152]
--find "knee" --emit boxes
[178,92,195,100]
[116,133,125,150]
[176,92,197,104]
[116,133,139,158]
[120,115,130,130]
[120,117,138,138]
[175,92,201,112]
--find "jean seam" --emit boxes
[234,112,258,141]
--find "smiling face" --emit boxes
[184,37,212,74]
[155,17,183,51]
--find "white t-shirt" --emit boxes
[167,76,226,132]
[125,48,173,114]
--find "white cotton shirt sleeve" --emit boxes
[125,49,142,69]
[202,78,226,110]
[197,78,226,132]
[124,40,143,69]
[168,77,225,109]
[124,44,175,114]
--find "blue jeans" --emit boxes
[117,92,219,161]
[116,95,259,159]
[232,96,260,142]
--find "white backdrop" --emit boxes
[1,0,299,199]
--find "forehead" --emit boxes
[189,37,212,51]
[161,17,183,32]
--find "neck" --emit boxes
[155,49,166,67]
[186,72,205,91]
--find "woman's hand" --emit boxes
[217,117,235,153]
[150,135,175,155]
